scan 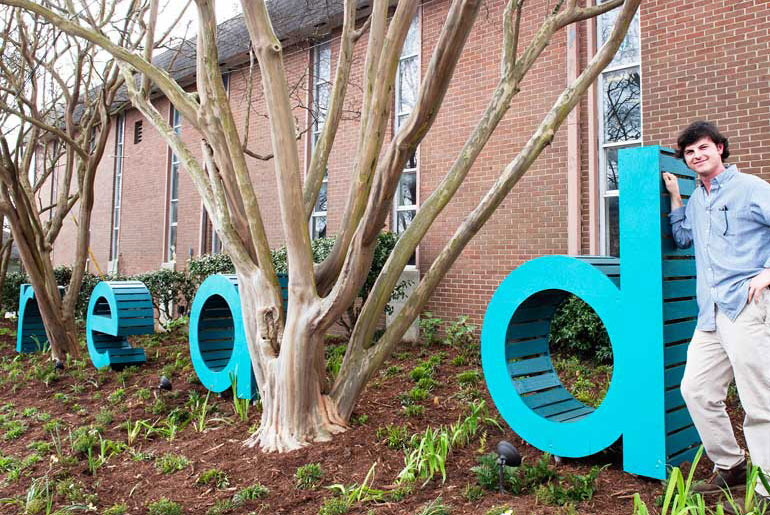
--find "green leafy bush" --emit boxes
[187,253,235,285]
[419,312,442,346]
[1,271,27,312]
[549,295,612,364]
[134,269,195,322]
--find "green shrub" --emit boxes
[549,295,612,364]
[419,312,442,346]
[187,253,235,286]
[445,316,477,362]
[326,344,346,379]
[134,269,195,323]
[1,271,27,312]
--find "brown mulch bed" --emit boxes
[0,319,746,514]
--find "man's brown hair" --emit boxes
[676,121,730,161]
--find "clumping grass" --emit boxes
[103,503,128,515]
[383,365,402,378]
[632,446,770,514]
[147,498,182,515]
[206,498,236,515]
[294,462,323,490]
[197,468,230,489]
[318,496,350,515]
[417,496,451,515]
[69,425,101,454]
[95,408,114,426]
[463,483,484,502]
[2,419,28,440]
[26,441,52,455]
[155,453,190,474]
[403,405,425,417]
[233,483,270,502]
[375,424,410,450]
[108,387,126,405]
[456,370,481,387]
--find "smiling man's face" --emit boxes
[683,136,726,179]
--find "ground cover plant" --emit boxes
[0,315,754,513]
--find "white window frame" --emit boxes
[166,107,182,263]
[309,40,331,240]
[110,114,125,262]
[392,12,421,268]
[597,4,642,256]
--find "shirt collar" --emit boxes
[700,164,738,189]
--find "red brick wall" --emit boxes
[641,0,770,180]
[419,0,570,324]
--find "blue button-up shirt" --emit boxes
[669,165,770,331]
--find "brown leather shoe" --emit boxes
[692,460,747,495]
[722,493,770,515]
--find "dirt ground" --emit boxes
[0,319,745,514]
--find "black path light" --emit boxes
[158,375,172,391]
[496,440,522,493]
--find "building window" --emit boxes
[200,72,231,255]
[309,41,330,240]
[167,106,182,262]
[110,114,125,261]
[393,13,420,266]
[134,120,142,144]
[598,1,641,257]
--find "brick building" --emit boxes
[47,0,770,326]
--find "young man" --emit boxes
[663,121,770,512]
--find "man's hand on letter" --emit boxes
[662,172,683,210]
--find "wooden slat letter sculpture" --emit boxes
[189,274,254,400]
[86,281,152,367]
[481,146,700,479]
[17,284,63,353]
[189,274,289,400]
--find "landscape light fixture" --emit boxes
[496,440,522,494]
[158,375,172,391]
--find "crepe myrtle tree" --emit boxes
[0,4,136,361]
[4,0,641,450]
[0,1,193,361]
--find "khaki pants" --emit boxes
[680,289,770,496]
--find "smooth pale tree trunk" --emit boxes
[237,267,346,452]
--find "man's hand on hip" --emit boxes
[748,268,770,303]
